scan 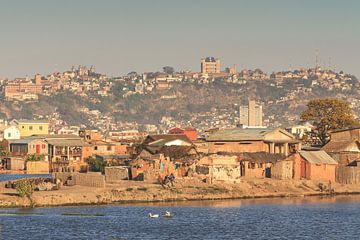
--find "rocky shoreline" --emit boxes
[2,178,360,208]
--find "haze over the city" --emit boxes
[0,0,359,78]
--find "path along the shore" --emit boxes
[1,178,360,208]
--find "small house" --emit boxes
[294,151,338,182]
[238,152,286,178]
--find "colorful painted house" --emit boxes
[10,119,49,137]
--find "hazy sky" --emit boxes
[0,0,359,78]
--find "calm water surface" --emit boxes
[0,174,52,182]
[1,196,360,239]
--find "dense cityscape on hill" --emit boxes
[0,59,358,135]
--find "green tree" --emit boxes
[301,98,359,145]
[86,157,106,173]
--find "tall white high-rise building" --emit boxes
[239,100,263,127]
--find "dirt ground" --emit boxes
[1,178,360,207]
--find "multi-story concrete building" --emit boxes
[239,100,263,127]
[201,57,221,74]
[4,75,42,101]
[10,119,49,137]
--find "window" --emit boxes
[39,126,43,130]
[107,145,112,151]
[42,144,46,149]
[94,146,98,150]
[22,126,25,129]
[29,126,33,130]
[7,133,11,138]
[251,163,256,169]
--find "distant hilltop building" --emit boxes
[239,100,263,127]
[201,57,221,74]
[4,74,43,101]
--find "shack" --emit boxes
[294,151,338,182]
[238,152,286,178]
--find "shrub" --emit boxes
[27,154,43,161]
[16,180,34,198]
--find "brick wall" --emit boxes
[208,141,266,154]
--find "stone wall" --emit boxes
[196,165,240,182]
[336,166,360,184]
[105,166,129,182]
[52,172,105,188]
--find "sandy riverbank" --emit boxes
[1,178,360,208]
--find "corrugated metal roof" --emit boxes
[239,152,286,163]
[299,151,338,165]
[321,140,360,153]
[29,134,80,139]
[46,139,84,146]
[206,128,273,141]
[8,139,35,144]
[96,154,130,159]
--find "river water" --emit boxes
[0,174,52,182]
[1,196,360,240]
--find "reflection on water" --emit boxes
[119,194,360,208]
[1,195,360,239]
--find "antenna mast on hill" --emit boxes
[315,49,319,69]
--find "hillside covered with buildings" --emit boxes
[0,59,359,135]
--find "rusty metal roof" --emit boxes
[299,151,338,165]
[321,140,360,153]
[206,128,273,141]
[46,139,84,147]
[238,152,287,163]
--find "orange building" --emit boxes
[293,151,338,182]
[206,128,300,156]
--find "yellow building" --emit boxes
[11,119,49,137]
[201,57,221,74]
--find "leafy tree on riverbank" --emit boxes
[301,98,359,145]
